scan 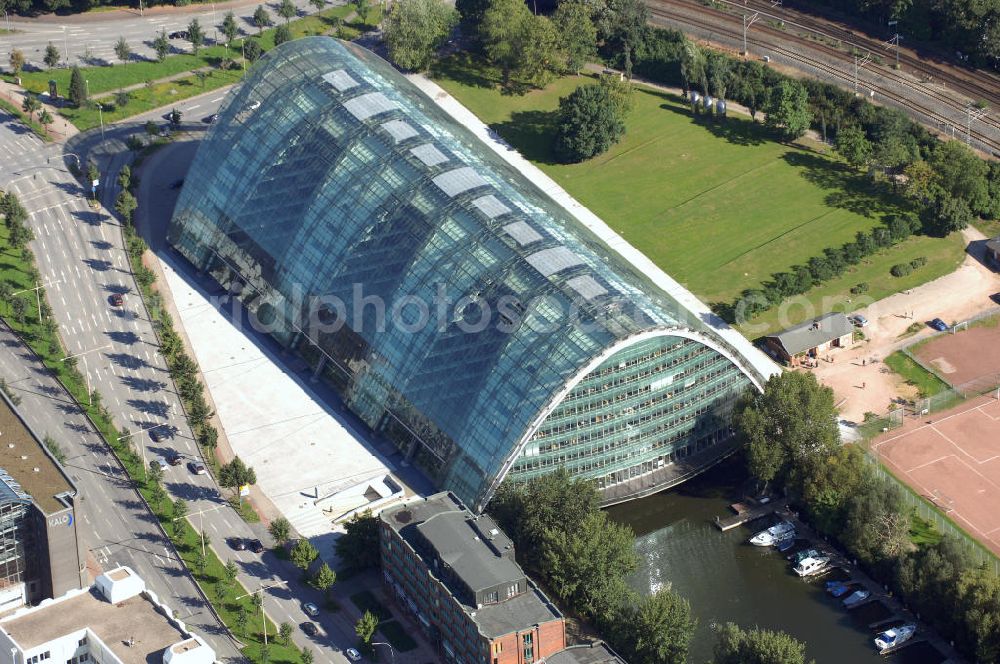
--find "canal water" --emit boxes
[606,461,942,664]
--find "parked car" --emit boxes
[228,537,247,551]
[345,649,362,662]
[301,622,318,637]
[929,318,949,331]
[303,602,319,617]
[168,30,188,39]
[188,461,207,475]
[247,539,264,553]
[149,428,164,442]
[848,314,868,327]
[110,293,125,307]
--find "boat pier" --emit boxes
[714,497,787,531]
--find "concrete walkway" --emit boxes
[0,78,78,140]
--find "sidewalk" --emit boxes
[0,77,78,141]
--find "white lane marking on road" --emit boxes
[211,96,224,102]
[209,521,219,533]
[187,104,201,111]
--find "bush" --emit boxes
[553,84,626,163]
[910,256,927,269]
[890,263,912,277]
[850,282,869,295]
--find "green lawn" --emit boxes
[884,351,951,397]
[431,56,966,337]
[0,97,51,141]
[909,512,944,546]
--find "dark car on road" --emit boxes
[110,293,124,307]
[228,537,247,551]
[205,114,219,124]
[929,318,949,332]
[301,622,318,637]
[247,539,264,553]
[168,30,188,39]
[149,428,164,442]
[167,452,183,466]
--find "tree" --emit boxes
[153,30,170,62]
[735,371,839,488]
[599,0,649,71]
[187,19,205,55]
[616,588,696,664]
[290,537,318,571]
[713,623,813,664]
[310,562,336,596]
[278,621,294,645]
[114,36,132,66]
[278,0,297,23]
[541,510,637,622]
[554,83,627,163]
[11,298,25,327]
[553,1,596,74]
[218,456,256,499]
[764,79,811,140]
[355,610,378,646]
[253,5,273,33]
[836,125,873,170]
[273,24,292,46]
[244,38,263,62]
[481,0,559,90]
[173,498,188,537]
[455,0,490,45]
[195,69,209,88]
[334,509,380,570]
[224,558,239,584]
[235,604,250,635]
[730,60,767,120]
[44,42,60,69]
[300,648,314,664]
[38,109,53,132]
[118,165,131,191]
[199,424,219,450]
[794,444,870,537]
[352,0,372,24]
[955,567,1000,662]
[680,39,707,95]
[69,66,87,107]
[21,94,41,123]
[42,434,66,464]
[268,516,292,547]
[9,49,25,78]
[842,478,910,565]
[383,0,458,72]
[115,190,138,225]
[309,0,326,14]
[218,12,239,48]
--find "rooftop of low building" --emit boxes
[767,312,854,357]
[547,641,628,664]
[0,392,74,514]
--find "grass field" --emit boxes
[884,351,951,397]
[431,56,966,337]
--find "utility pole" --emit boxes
[966,103,989,146]
[12,280,61,323]
[234,580,287,645]
[854,52,872,95]
[173,502,229,557]
[59,344,110,406]
[742,13,759,57]
[62,26,68,63]
[885,20,901,70]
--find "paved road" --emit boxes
[2,93,368,662]
[2,0,337,70]
[0,320,243,659]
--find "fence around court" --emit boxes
[864,451,1000,575]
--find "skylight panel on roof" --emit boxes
[343,92,398,121]
[410,143,449,167]
[322,69,359,92]
[525,246,584,277]
[566,275,608,300]
[472,195,511,219]
[433,167,489,197]
[502,221,542,247]
[380,119,418,143]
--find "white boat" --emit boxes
[843,589,871,607]
[794,556,831,577]
[749,521,795,546]
[874,624,917,653]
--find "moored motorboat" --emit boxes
[794,556,831,577]
[874,624,917,652]
[843,589,871,607]
[750,521,795,546]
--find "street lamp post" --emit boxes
[173,502,229,557]
[62,26,68,63]
[234,580,287,646]
[12,279,61,324]
[59,344,111,406]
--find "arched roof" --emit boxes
[170,37,774,507]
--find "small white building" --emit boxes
[0,566,216,664]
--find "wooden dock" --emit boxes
[714,498,787,531]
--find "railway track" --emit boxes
[711,0,1000,108]
[647,0,1000,155]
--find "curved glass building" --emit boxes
[169,37,778,511]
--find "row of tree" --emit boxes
[726,212,921,321]
[490,470,814,664]
[1,192,35,250]
[735,372,1000,662]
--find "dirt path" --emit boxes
[812,226,1000,421]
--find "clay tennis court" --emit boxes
[873,395,1000,556]
[913,324,1000,387]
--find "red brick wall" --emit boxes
[487,617,565,664]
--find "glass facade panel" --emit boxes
[169,38,767,510]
